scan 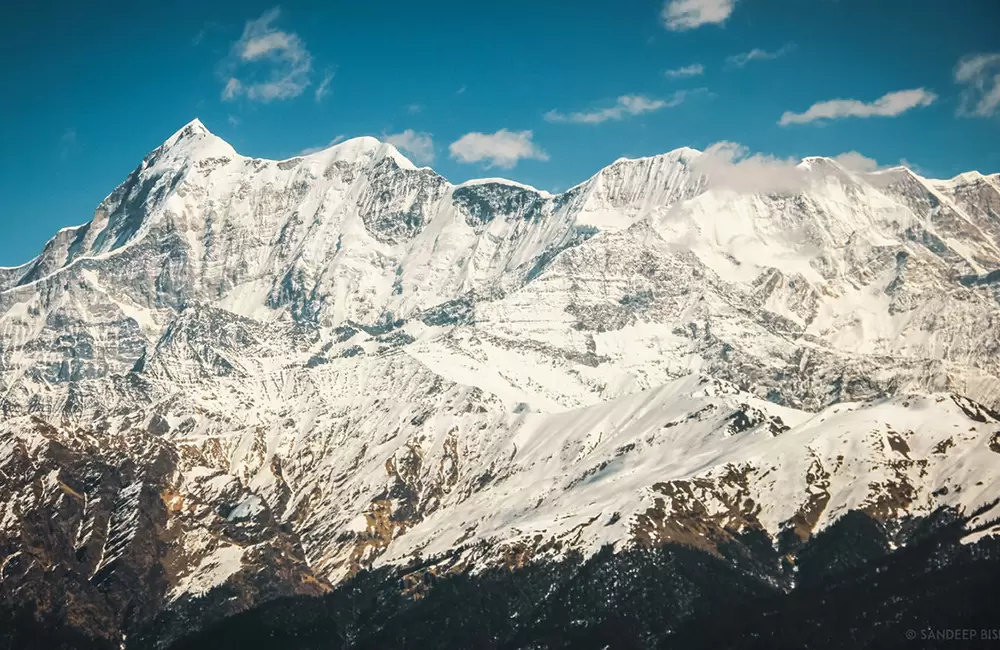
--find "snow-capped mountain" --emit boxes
[2,119,1000,647]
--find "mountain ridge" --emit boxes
[7,118,998,288]
[4,118,996,287]
[1,118,1000,647]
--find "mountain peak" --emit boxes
[164,117,210,144]
[299,135,417,171]
[158,118,235,163]
[605,146,702,169]
[938,169,990,187]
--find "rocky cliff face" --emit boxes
[2,119,1000,647]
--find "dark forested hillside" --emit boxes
[150,507,1000,650]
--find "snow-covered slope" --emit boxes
[2,119,1000,643]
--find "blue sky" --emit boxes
[1,0,999,266]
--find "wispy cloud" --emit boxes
[315,69,335,102]
[385,129,435,164]
[449,129,548,169]
[192,21,224,47]
[227,115,240,127]
[779,88,937,126]
[456,86,467,95]
[406,103,422,114]
[665,63,704,78]
[58,128,77,161]
[298,135,346,156]
[690,141,805,194]
[544,91,698,125]
[831,151,882,173]
[899,158,927,175]
[220,8,313,103]
[830,151,919,174]
[662,0,736,31]
[726,43,794,68]
[222,78,242,100]
[954,52,1000,117]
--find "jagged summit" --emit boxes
[153,118,211,151]
[151,119,995,201]
[5,117,998,311]
[159,120,415,173]
[935,169,1000,189]
[171,116,209,137]
[162,120,420,173]
[157,117,236,163]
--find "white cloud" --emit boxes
[779,88,937,126]
[449,129,548,169]
[298,135,346,156]
[315,70,334,102]
[407,104,422,114]
[832,151,880,173]
[689,144,906,193]
[662,0,735,31]
[222,78,242,100]
[221,8,313,102]
[954,52,1000,117]
[685,144,920,194]
[544,91,696,125]
[830,151,923,174]
[689,141,805,194]
[227,115,240,127]
[665,63,704,78]
[726,43,794,68]
[384,129,435,164]
[241,31,295,60]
